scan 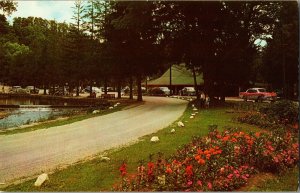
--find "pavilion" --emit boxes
[144,63,204,95]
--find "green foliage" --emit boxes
[0,0,17,16]
[260,100,298,124]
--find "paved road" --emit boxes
[0,96,187,184]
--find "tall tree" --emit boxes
[65,0,87,96]
[261,1,298,99]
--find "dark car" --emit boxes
[148,87,170,96]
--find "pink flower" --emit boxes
[227,174,233,179]
[207,182,212,190]
[187,180,193,186]
[197,180,203,187]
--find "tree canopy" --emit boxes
[0,1,298,100]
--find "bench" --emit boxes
[100,94,115,99]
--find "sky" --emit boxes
[7,1,74,24]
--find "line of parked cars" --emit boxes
[148,86,197,96]
[9,86,39,94]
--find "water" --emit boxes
[0,97,84,130]
[0,98,66,106]
[0,108,66,129]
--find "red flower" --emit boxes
[198,158,205,165]
[185,165,193,177]
[222,136,230,142]
[197,149,203,154]
[147,162,155,176]
[206,154,211,160]
[255,132,261,137]
[119,163,127,177]
[166,164,173,174]
[195,154,201,161]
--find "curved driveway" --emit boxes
[0,96,187,184]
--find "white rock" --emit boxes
[195,112,199,114]
[171,129,175,133]
[189,99,193,101]
[190,116,194,119]
[34,173,49,187]
[109,106,114,109]
[177,121,185,127]
[116,102,120,105]
[100,156,110,162]
[150,136,159,142]
[192,104,195,107]
[92,110,100,114]
[191,113,196,116]
[114,104,118,107]
[193,107,198,111]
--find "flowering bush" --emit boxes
[113,127,299,191]
[260,100,298,125]
[237,100,299,132]
[236,111,275,129]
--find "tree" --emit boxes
[108,1,162,101]
[65,0,87,96]
[261,1,298,99]
[0,0,17,16]
[157,1,281,100]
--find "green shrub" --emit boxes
[260,100,298,125]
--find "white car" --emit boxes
[159,87,171,95]
[181,87,196,96]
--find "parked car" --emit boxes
[10,86,29,94]
[25,86,39,94]
[181,87,196,96]
[239,88,277,102]
[100,87,115,92]
[84,86,101,93]
[149,87,170,96]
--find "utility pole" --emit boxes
[169,63,172,95]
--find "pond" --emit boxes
[0,97,67,106]
[0,108,76,130]
[0,97,89,130]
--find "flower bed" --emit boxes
[236,100,299,132]
[113,127,299,191]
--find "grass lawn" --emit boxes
[2,102,298,191]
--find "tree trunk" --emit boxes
[43,85,46,95]
[52,84,55,95]
[76,81,79,97]
[192,64,199,100]
[104,78,108,94]
[90,82,93,97]
[136,75,142,101]
[169,63,172,96]
[117,79,121,99]
[62,85,65,96]
[129,76,133,100]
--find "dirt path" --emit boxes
[0,96,187,184]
